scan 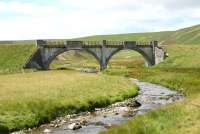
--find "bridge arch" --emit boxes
[106,48,154,67]
[45,48,101,69]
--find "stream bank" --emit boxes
[13,79,184,134]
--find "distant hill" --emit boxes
[0,40,35,45]
[78,24,200,45]
[166,24,200,45]
[77,31,173,43]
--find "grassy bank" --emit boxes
[0,70,138,133]
[0,44,36,74]
[101,45,200,134]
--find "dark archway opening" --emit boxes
[50,50,99,72]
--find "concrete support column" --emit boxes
[100,40,108,70]
[152,40,158,65]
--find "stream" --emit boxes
[13,79,184,134]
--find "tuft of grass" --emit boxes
[0,70,138,132]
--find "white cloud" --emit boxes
[0,2,7,12]
[0,1,63,16]
[0,0,199,40]
[58,0,135,10]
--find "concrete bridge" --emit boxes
[24,40,167,70]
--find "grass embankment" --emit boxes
[0,70,138,133]
[101,45,200,134]
[0,44,36,74]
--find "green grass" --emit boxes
[101,45,200,134]
[0,44,36,74]
[0,70,138,133]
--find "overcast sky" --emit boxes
[0,0,200,40]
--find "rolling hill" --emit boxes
[167,24,200,44]
[78,24,200,45]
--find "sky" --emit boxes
[0,0,200,40]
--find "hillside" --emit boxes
[77,31,173,42]
[78,24,200,45]
[169,24,200,44]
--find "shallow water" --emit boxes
[15,79,184,134]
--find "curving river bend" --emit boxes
[13,79,184,134]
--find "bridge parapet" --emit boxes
[36,40,158,48]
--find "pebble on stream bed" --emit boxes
[67,123,82,130]
[43,129,52,133]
